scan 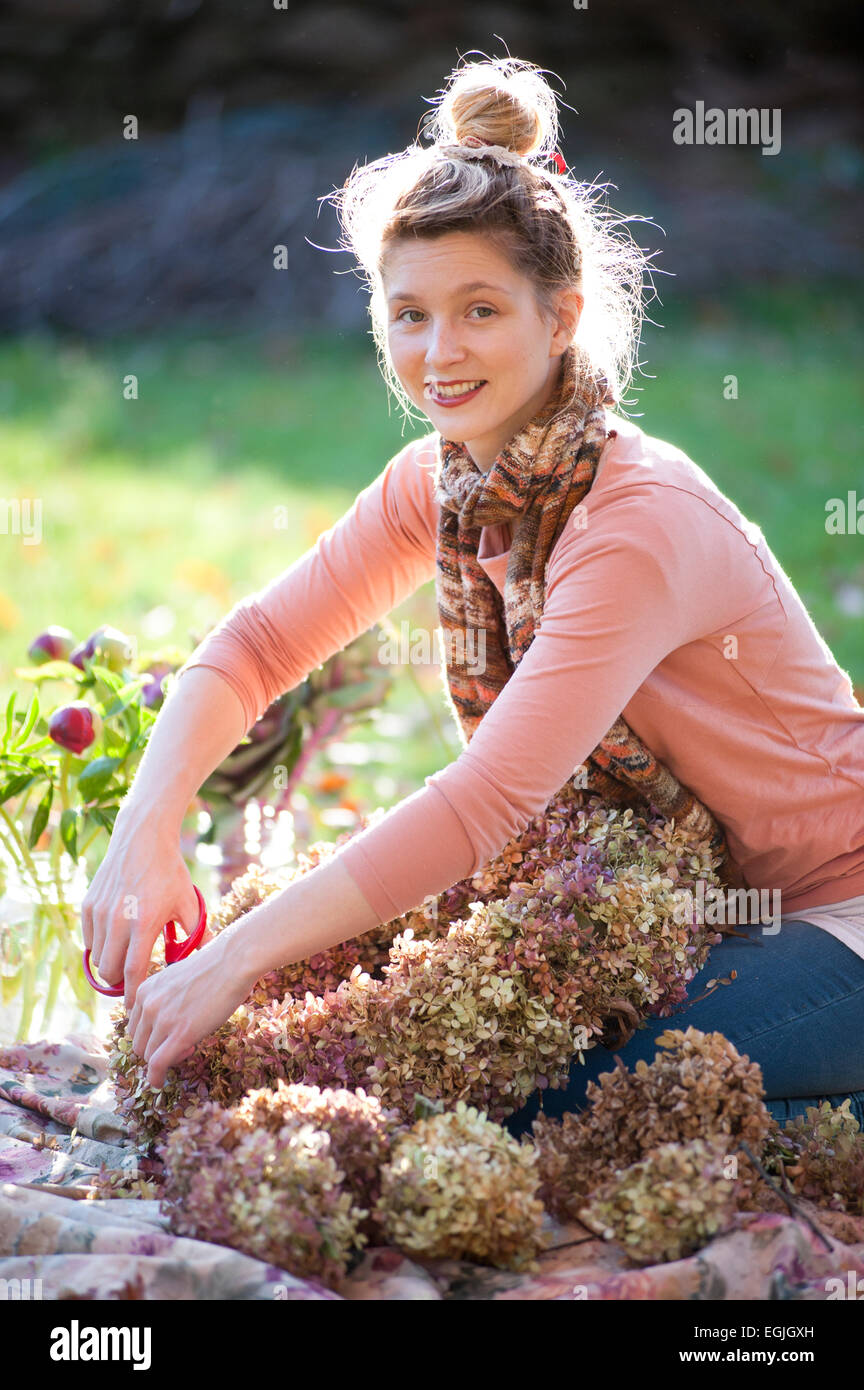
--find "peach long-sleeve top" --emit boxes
[175,412,864,960]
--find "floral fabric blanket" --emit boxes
[1,1034,863,1301]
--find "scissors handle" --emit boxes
[83,885,207,997]
[163,885,207,963]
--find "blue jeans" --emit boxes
[502,918,864,1139]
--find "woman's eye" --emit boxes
[396,305,496,324]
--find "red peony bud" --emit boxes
[27,625,77,665]
[48,702,103,755]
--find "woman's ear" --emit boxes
[549,289,584,354]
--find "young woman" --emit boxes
[81,57,864,1134]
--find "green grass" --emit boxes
[0,326,456,815]
[634,282,863,675]
[0,280,861,828]
[0,329,421,663]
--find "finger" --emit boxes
[142,1011,183,1086]
[97,918,131,991]
[130,981,158,1060]
[126,961,156,1039]
[174,883,201,942]
[141,1008,171,1064]
[131,1005,156,1064]
[80,896,93,951]
[90,905,107,973]
[123,944,155,1013]
[101,886,154,986]
[147,1038,193,1092]
[126,948,162,1037]
[126,989,145,1046]
[186,883,200,931]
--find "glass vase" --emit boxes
[0,842,109,1046]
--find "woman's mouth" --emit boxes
[424,380,487,407]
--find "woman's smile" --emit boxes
[424,379,488,406]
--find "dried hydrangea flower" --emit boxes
[578,1138,740,1264]
[532,1027,772,1221]
[374,1100,547,1271]
[158,1082,398,1288]
[767,1099,864,1215]
[102,791,859,1267]
[109,796,730,1143]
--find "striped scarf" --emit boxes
[432,340,732,875]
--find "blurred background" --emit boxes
[0,0,862,895]
[0,0,861,672]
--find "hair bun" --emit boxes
[425,56,560,163]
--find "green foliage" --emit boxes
[0,625,396,1040]
[0,650,161,1037]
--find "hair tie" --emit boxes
[437,139,524,169]
[436,137,568,176]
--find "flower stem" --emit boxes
[0,804,48,900]
[77,826,103,856]
[271,707,343,817]
[17,952,37,1040]
[41,943,66,1031]
[58,751,71,813]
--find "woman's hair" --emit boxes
[324,53,659,423]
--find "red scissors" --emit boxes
[82,885,208,996]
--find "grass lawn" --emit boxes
[0,279,861,839]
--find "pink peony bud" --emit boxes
[70,625,135,673]
[27,625,77,665]
[140,661,178,709]
[48,702,103,755]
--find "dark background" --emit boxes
[0,0,860,335]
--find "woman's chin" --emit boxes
[427,405,497,441]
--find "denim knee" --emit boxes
[765,1091,864,1130]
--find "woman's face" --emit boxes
[383,231,582,471]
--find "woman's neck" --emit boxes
[461,355,565,473]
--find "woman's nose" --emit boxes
[425,321,466,368]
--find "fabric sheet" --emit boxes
[1,1032,862,1301]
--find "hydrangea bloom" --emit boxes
[158,1082,400,1288]
[531,1026,772,1220]
[109,790,729,1143]
[578,1138,740,1265]
[374,1100,547,1271]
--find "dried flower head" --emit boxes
[158,1082,399,1289]
[767,1099,864,1216]
[109,795,730,1144]
[578,1138,740,1264]
[532,1027,772,1220]
[374,1100,547,1270]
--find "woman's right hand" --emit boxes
[80,811,203,1010]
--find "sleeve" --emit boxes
[172,435,440,731]
[336,488,747,924]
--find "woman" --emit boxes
[81,57,864,1134]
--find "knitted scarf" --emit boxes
[432,341,732,877]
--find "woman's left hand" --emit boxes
[126,930,255,1090]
